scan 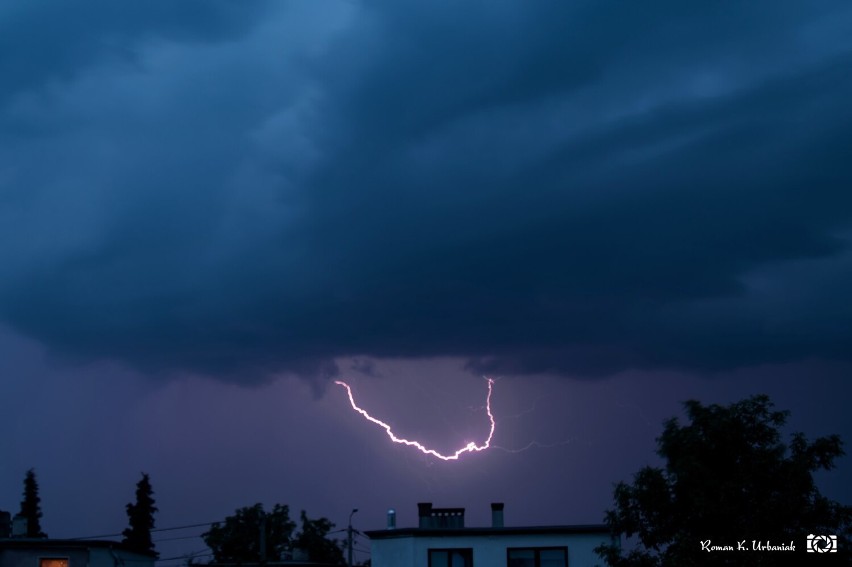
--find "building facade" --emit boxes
[0,539,155,567]
[366,503,614,567]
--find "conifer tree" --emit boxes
[122,473,158,556]
[19,468,46,538]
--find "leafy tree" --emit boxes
[203,504,295,563]
[19,468,46,538]
[596,395,852,566]
[122,473,158,556]
[293,510,345,565]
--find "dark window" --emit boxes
[507,547,567,567]
[429,548,473,567]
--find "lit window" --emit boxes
[507,547,567,567]
[40,558,69,567]
[429,548,473,567]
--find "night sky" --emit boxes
[2,1,852,564]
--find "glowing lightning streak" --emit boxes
[334,378,496,461]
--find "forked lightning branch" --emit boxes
[335,378,496,461]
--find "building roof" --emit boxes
[0,538,157,558]
[206,563,340,567]
[204,559,337,567]
[365,524,610,540]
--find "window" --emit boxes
[429,548,473,567]
[507,547,567,567]
[40,559,69,567]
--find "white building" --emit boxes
[366,503,614,567]
[0,539,156,567]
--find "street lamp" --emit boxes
[348,508,359,567]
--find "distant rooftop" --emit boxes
[0,538,157,557]
[365,502,609,539]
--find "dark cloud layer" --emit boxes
[2,1,852,383]
[0,1,270,104]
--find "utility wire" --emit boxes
[70,522,220,540]
[152,552,213,563]
[153,534,206,543]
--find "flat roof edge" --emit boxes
[0,539,157,557]
[365,524,610,539]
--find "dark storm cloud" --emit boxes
[2,0,852,382]
[0,0,271,103]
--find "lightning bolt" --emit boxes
[334,377,496,461]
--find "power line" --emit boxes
[152,551,214,563]
[153,534,206,543]
[70,521,220,541]
[153,522,219,533]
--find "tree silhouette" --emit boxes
[203,504,295,563]
[19,468,46,538]
[122,473,158,556]
[293,510,345,565]
[596,395,852,566]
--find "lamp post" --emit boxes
[259,510,267,565]
[347,508,358,567]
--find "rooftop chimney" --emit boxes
[11,515,27,538]
[491,502,504,528]
[417,502,433,528]
[417,502,465,528]
[0,511,10,538]
[387,509,396,530]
